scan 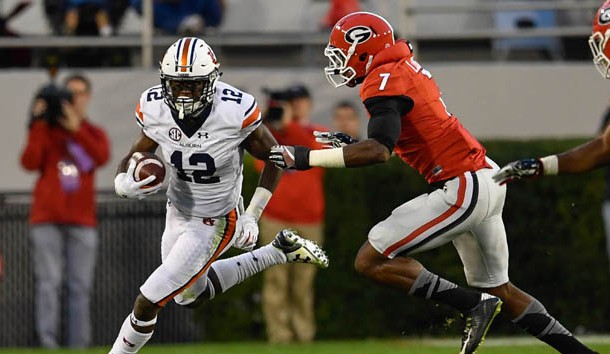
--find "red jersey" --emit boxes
[359,42,490,184]
[254,121,325,224]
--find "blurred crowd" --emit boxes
[0,0,361,67]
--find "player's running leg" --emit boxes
[456,169,599,354]
[486,283,598,354]
[178,229,328,307]
[354,242,501,354]
[109,207,239,354]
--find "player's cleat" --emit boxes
[272,229,329,268]
[460,293,502,354]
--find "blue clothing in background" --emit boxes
[131,0,223,33]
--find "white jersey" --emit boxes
[135,81,262,218]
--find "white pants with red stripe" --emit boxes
[368,158,509,288]
[139,201,237,306]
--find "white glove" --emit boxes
[114,160,161,199]
[234,213,258,251]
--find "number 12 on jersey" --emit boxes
[170,151,220,184]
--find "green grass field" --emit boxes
[3,337,610,354]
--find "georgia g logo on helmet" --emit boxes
[600,7,610,25]
[344,26,373,44]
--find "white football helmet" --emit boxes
[160,37,220,119]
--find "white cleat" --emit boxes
[271,229,329,268]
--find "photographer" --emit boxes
[255,86,327,343]
[20,74,109,348]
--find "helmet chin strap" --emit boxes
[365,55,374,74]
[178,106,185,119]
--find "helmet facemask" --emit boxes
[161,69,219,119]
[589,30,610,79]
[324,45,358,88]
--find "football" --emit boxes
[130,151,166,188]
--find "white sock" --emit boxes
[207,244,286,298]
[109,313,154,354]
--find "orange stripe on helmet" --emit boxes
[180,37,192,72]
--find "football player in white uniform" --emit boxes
[109,37,329,354]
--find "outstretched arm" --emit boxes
[493,126,610,184]
[555,131,610,173]
[270,96,412,170]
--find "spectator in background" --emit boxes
[256,86,326,343]
[331,100,361,139]
[64,0,113,36]
[42,0,130,67]
[320,0,361,30]
[130,0,225,35]
[20,74,110,348]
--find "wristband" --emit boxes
[540,155,558,175]
[294,146,312,170]
[245,187,272,220]
[309,147,346,168]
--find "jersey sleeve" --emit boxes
[239,94,262,137]
[135,101,145,128]
[360,65,409,102]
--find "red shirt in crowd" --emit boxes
[360,41,489,184]
[20,120,110,226]
[255,121,326,224]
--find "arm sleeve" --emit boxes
[241,96,263,136]
[20,120,49,171]
[72,123,111,167]
[364,96,413,152]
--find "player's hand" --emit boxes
[234,213,258,251]
[114,160,161,199]
[314,131,357,148]
[269,145,296,169]
[492,158,542,185]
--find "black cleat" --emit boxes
[460,293,502,354]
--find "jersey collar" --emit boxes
[368,41,412,72]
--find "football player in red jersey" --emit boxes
[269,12,598,354]
[494,0,610,182]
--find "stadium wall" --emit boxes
[3,64,608,191]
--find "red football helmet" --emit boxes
[324,12,395,88]
[589,0,610,78]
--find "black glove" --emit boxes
[313,131,358,148]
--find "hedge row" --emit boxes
[195,139,610,340]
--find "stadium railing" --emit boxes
[0,0,600,67]
[0,191,202,347]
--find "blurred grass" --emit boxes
[2,338,610,354]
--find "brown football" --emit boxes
[130,152,166,188]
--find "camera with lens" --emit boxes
[262,88,292,129]
[32,83,73,126]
